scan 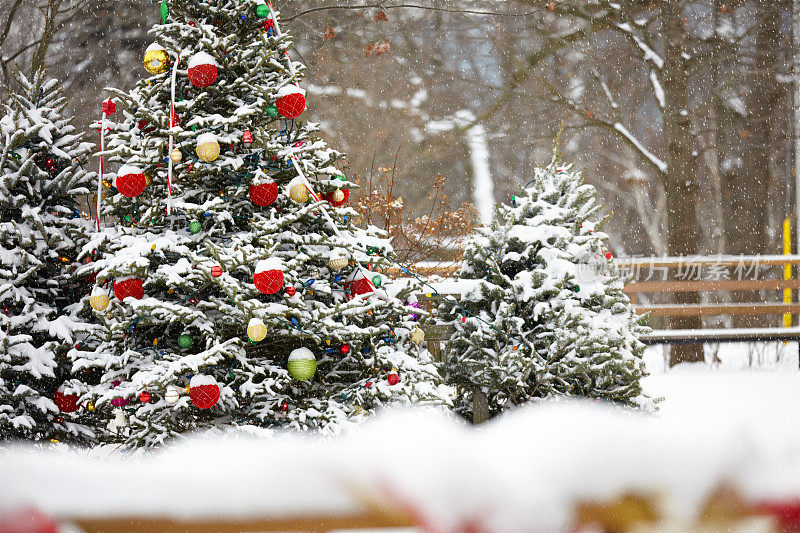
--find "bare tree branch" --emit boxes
[284,3,538,22]
[0,0,25,50]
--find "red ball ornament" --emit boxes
[280,399,289,412]
[115,165,147,197]
[253,259,284,294]
[275,86,306,118]
[324,188,350,207]
[344,271,374,297]
[114,276,144,301]
[340,344,351,354]
[187,52,218,88]
[249,180,279,207]
[139,391,152,403]
[137,119,156,133]
[53,386,79,413]
[605,252,613,260]
[211,265,222,277]
[387,372,400,386]
[285,286,296,297]
[189,375,220,409]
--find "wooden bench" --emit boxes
[620,255,800,355]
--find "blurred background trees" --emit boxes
[2,0,796,361]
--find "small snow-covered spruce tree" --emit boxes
[441,153,648,420]
[0,71,96,443]
[74,0,451,447]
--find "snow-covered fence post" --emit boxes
[472,390,490,425]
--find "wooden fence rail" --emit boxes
[411,255,800,364]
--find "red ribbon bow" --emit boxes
[102,100,116,115]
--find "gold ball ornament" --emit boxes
[247,318,267,343]
[196,133,220,162]
[89,288,110,312]
[409,327,425,345]
[143,42,169,75]
[331,189,345,203]
[328,256,350,272]
[289,183,309,203]
[170,149,182,162]
[328,256,348,272]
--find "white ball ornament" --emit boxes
[164,385,181,404]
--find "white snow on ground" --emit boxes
[2,343,800,531]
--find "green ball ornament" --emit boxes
[255,3,269,17]
[266,105,279,117]
[189,220,202,233]
[178,333,193,348]
[287,347,316,381]
[371,275,382,288]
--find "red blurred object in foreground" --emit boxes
[0,508,58,533]
[755,500,800,531]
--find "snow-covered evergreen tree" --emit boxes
[0,71,96,443]
[74,0,451,447]
[441,153,648,420]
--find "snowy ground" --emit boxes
[2,343,800,531]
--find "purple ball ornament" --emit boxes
[405,300,422,322]
[111,396,130,407]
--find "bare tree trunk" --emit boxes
[721,0,784,328]
[741,0,784,255]
[662,1,703,366]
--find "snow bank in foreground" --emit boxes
[3,377,800,532]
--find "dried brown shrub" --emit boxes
[351,150,478,269]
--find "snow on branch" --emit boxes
[616,23,664,69]
[613,122,667,174]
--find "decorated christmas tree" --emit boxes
[74,0,451,447]
[0,70,96,443]
[440,151,649,420]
